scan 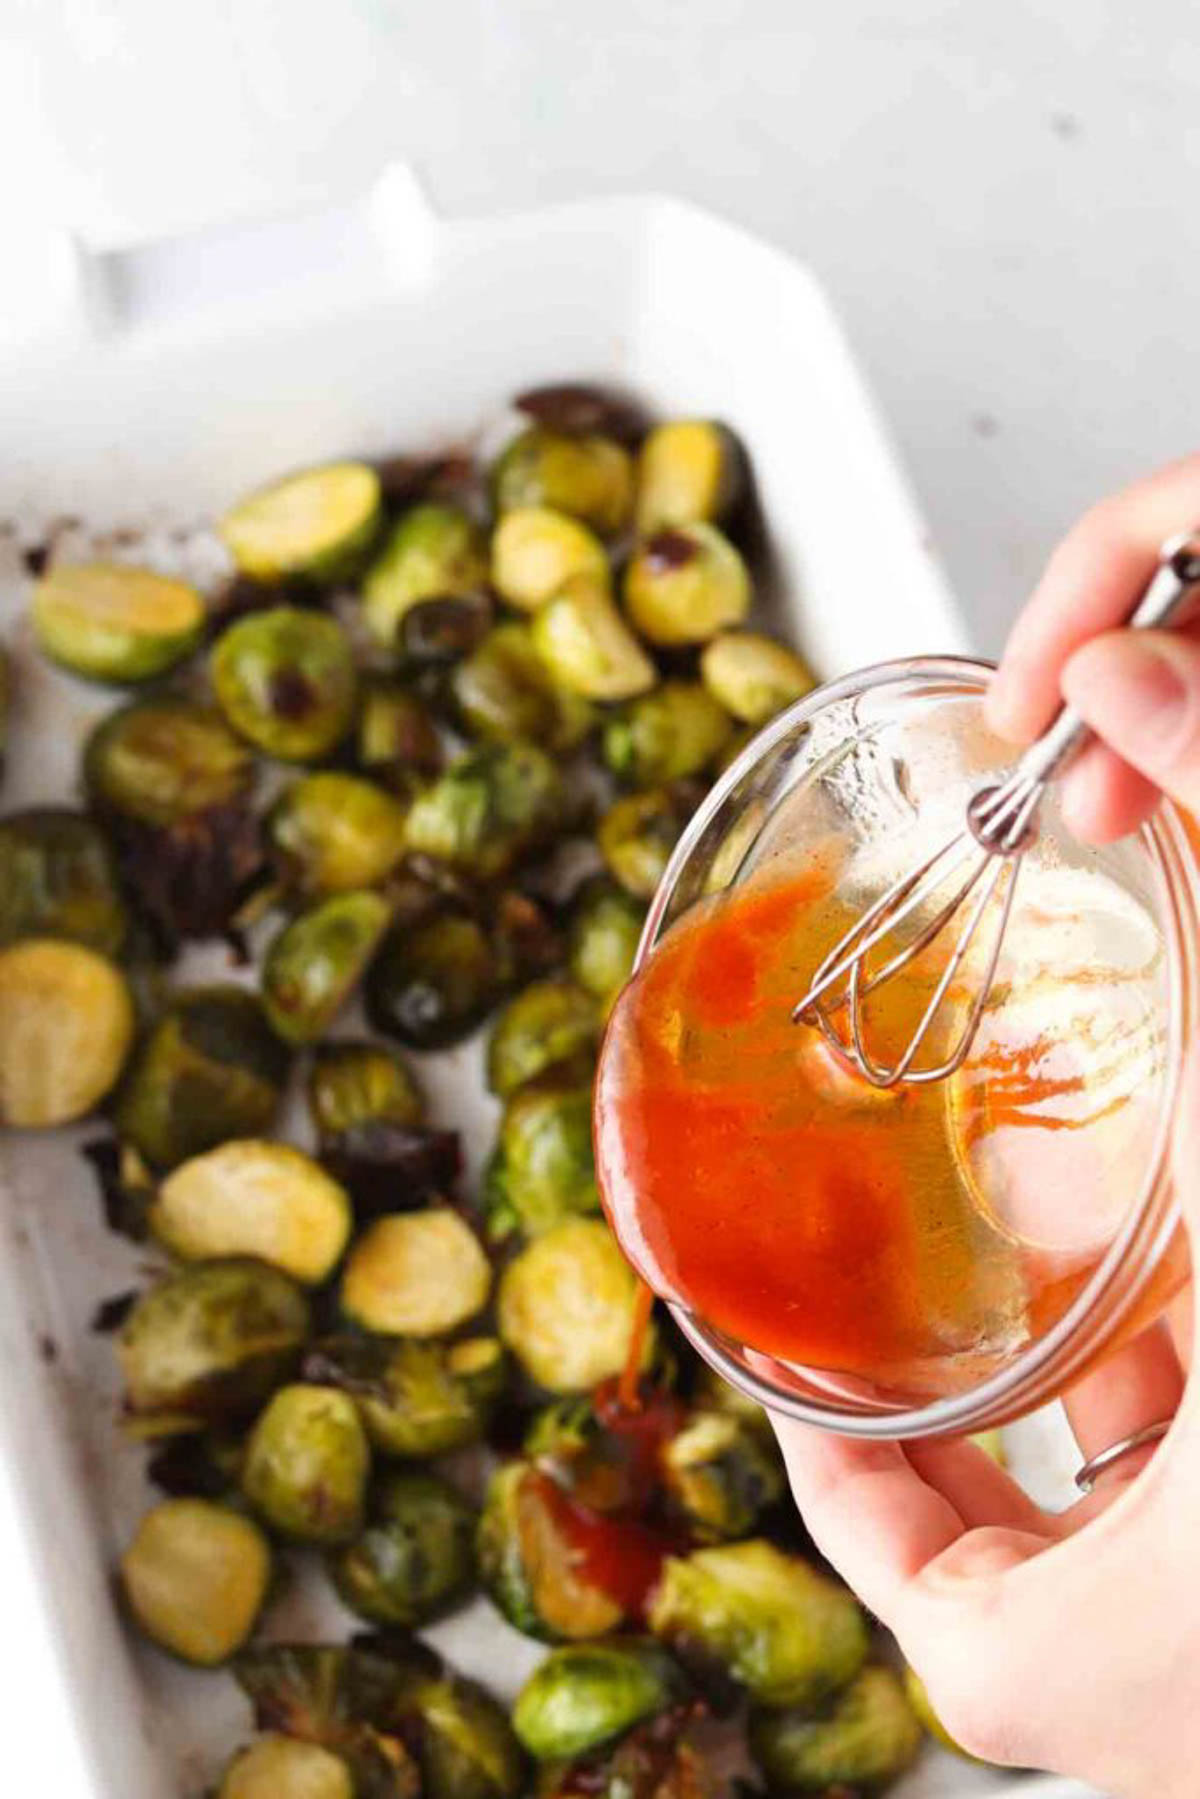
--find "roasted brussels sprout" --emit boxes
[0,939,133,1127]
[477,1462,624,1641]
[597,784,699,900]
[366,912,499,1051]
[532,1713,703,1799]
[748,1666,922,1792]
[270,773,410,896]
[322,1122,462,1219]
[567,879,644,1014]
[521,1386,680,1516]
[497,1218,652,1394]
[513,382,648,444]
[85,697,253,827]
[490,508,610,612]
[396,592,495,672]
[114,986,289,1169]
[450,621,595,750]
[218,1736,355,1799]
[32,562,206,684]
[661,1409,784,1542]
[903,1665,983,1761]
[341,1209,492,1337]
[530,578,656,701]
[403,742,565,879]
[308,1041,425,1144]
[150,1141,352,1285]
[363,505,489,648]
[120,1498,271,1666]
[118,1259,311,1426]
[306,1335,506,1458]
[634,420,742,537]
[648,1540,869,1708]
[235,1637,434,1745]
[492,429,634,537]
[602,682,733,788]
[211,606,357,762]
[700,631,815,725]
[243,1384,370,1544]
[486,979,599,1098]
[406,1668,527,1799]
[0,807,128,954]
[262,891,392,1046]
[485,1080,599,1241]
[357,681,444,786]
[624,524,751,647]
[219,462,383,583]
[514,1640,690,1761]
[330,1470,476,1626]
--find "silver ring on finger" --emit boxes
[1075,1420,1172,1494]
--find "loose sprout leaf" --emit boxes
[322,1123,463,1219]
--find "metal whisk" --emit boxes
[791,529,1200,1089]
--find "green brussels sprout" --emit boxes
[532,1716,702,1799]
[648,1540,869,1709]
[218,1736,355,1799]
[404,742,565,879]
[395,592,495,672]
[602,681,733,788]
[597,784,700,900]
[31,562,206,684]
[485,1080,599,1241]
[357,680,444,787]
[114,986,289,1169]
[477,1462,624,1641]
[492,429,634,536]
[0,939,134,1127]
[218,462,383,583]
[85,697,253,827]
[211,606,357,762]
[497,1218,653,1395]
[307,1041,425,1144]
[243,1384,370,1545]
[624,524,751,647]
[0,807,128,954]
[366,912,500,1051]
[748,1666,923,1792]
[450,621,595,751]
[700,631,815,726]
[118,1258,311,1426]
[150,1141,352,1285]
[490,508,610,612]
[486,979,599,1098]
[530,577,656,701]
[513,1640,690,1761]
[661,1409,784,1542]
[406,1670,527,1799]
[305,1335,506,1458]
[270,773,410,896]
[330,1470,476,1626]
[120,1498,271,1666]
[341,1209,492,1338]
[262,890,392,1046]
[566,879,644,1015]
[634,419,743,537]
[363,504,490,648]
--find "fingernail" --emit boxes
[1063,636,1189,762]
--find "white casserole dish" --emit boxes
[0,166,1096,1797]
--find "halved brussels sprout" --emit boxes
[407,1669,528,1799]
[492,429,634,537]
[486,979,599,1098]
[211,606,357,762]
[341,1209,492,1338]
[118,1259,311,1426]
[531,578,656,701]
[648,1539,869,1708]
[624,524,750,647]
[634,420,742,537]
[566,879,644,1015]
[235,1637,436,1746]
[0,939,133,1127]
[395,592,495,672]
[597,784,699,900]
[450,621,595,751]
[120,1498,271,1666]
[0,808,127,954]
[262,890,392,1046]
[363,505,490,648]
[533,1716,702,1799]
[307,1041,425,1144]
[306,1335,506,1458]
[748,1666,923,1792]
[366,913,499,1051]
[219,462,383,583]
[330,1470,476,1626]
[699,631,815,725]
[32,562,206,684]
[243,1384,370,1544]
[219,1736,355,1799]
[404,743,565,879]
[661,1409,784,1542]
[477,1462,623,1642]
[513,1640,689,1761]
[357,681,444,786]
[602,682,732,788]
[490,508,610,612]
[151,1141,352,1285]
[85,697,253,827]
[497,1218,652,1394]
[114,986,289,1169]
[270,773,410,896]
[485,1081,599,1241]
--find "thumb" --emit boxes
[1062,629,1200,816]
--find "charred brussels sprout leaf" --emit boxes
[404,742,565,880]
[341,1209,492,1338]
[624,524,751,647]
[661,1410,784,1542]
[497,1218,652,1394]
[366,913,499,1051]
[308,1041,425,1144]
[531,578,656,702]
[0,811,127,963]
[151,1141,352,1285]
[490,508,610,613]
[486,1081,599,1241]
[486,979,599,1098]
[514,383,649,444]
[358,681,444,787]
[323,1122,462,1219]
[218,1735,356,1799]
[700,631,815,726]
[32,562,206,684]
[406,1669,527,1799]
[532,1712,704,1799]
[492,429,633,537]
[477,1462,624,1643]
[219,462,383,584]
[120,1498,271,1666]
[597,784,701,901]
[270,773,410,896]
[307,1334,505,1459]
[567,879,644,1014]
[635,420,743,538]
[602,682,732,788]
[212,606,357,762]
[85,697,253,828]
[0,939,133,1127]
[395,592,495,672]
[263,891,392,1046]
[363,505,490,648]
[450,621,595,751]
[748,1666,922,1792]
[513,1640,690,1761]
[330,1470,477,1626]
[242,1384,370,1544]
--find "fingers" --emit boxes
[1060,1322,1182,1494]
[1057,739,1160,845]
[1060,629,1200,819]
[902,1437,1057,1536]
